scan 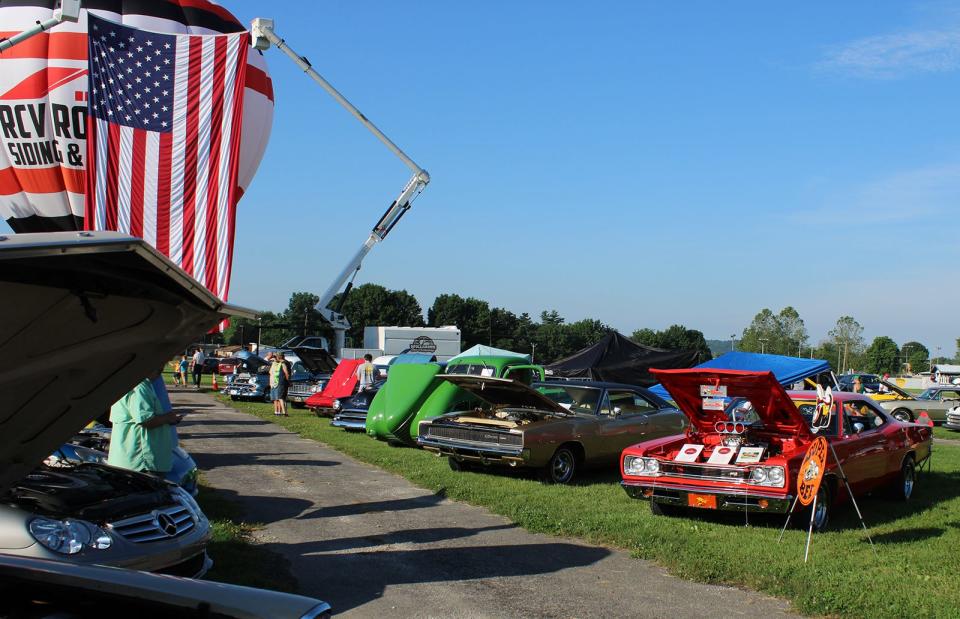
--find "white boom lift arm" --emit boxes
[0,0,81,52]
[250,18,430,356]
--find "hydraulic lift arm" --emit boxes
[250,18,430,356]
[0,0,81,52]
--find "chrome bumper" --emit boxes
[331,417,366,430]
[418,436,524,462]
[621,480,793,513]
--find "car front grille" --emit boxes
[658,461,751,483]
[288,382,319,396]
[947,411,960,424]
[425,425,522,447]
[108,504,195,543]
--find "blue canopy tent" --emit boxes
[648,352,833,400]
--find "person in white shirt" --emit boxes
[191,348,206,389]
[355,354,375,390]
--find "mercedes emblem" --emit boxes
[155,512,178,537]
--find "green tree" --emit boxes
[901,341,930,374]
[566,318,611,354]
[533,320,570,364]
[631,324,713,361]
[282,292,324,341]
[513,312,538,357]
[739,308,780,353]
[863,336,899,375]
[827,316,865,373]
[775,306,808,356]
[490,307,519,350]
[428,294,491,348]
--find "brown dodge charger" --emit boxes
[417,375,685,483]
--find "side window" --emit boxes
[605,390,657,416]
[597,392,612,416]
[944,390,960,401]
[843,399,885,433]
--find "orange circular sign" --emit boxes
[797,436,828,506]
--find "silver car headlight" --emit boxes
[28,518,112,554]
[333,399,342,410]
[749,465,785,488]
[624,456,660,477]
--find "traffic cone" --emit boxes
[916,411,933,427]
[212,372,219,390]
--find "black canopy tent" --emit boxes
[545,332,700,387]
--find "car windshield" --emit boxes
[447,363,500,377]
[535,384,602,414]
[917,389,938,400]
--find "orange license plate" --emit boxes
[687,493,717,509]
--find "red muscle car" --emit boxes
[620,369,931,531]
[306,359,363,417]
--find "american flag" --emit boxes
[84,14,249,304]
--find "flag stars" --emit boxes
[136,46,143,52]
[153,112,159,119]
[164,42,171,49]
[146,40,153,46]
[109,30,116,37]
[163,58,171,65]
[161,121,168,127]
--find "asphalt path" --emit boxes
[173,389,800,618]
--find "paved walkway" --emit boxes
[173,390,799,618]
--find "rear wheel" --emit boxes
[891,408,913,423]
[891,456,916,501]
[540,447,577,484]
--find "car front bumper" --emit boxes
[330,408,368,429]
[418,437,526,465]
[621,480,793,514]
[222,386,266,399]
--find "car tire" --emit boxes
[539,446,577,484]
[798,485,831,533]
[891,456,916,501]
[650,501,682,517]
[891,408,913,423]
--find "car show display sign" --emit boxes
[706,446,736,465]
[797,436,827,506]
[735,446,764,464]
[674,444,704,462]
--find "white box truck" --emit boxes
[363,326,461,362]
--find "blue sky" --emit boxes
[10,1,960,356]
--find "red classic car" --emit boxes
[620,369,932,531]
[306,359,363,417]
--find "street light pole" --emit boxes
[759,338,768,354]
[730,334,736,353]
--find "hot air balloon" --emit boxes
[0,0,272,232]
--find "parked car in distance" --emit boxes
[621,369,932,530]
[218,357,242,375]
[418,376,684,483]
[837,373,880,392]
[877,385,960,423]
[330,379,386,429]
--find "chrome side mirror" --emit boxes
[853,422,865,433]
[612,406,622,417]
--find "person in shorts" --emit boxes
[270,352,291,416]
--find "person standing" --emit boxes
[108,376,182,476]
[168,359,181,386]
[191,347,205,389]
[852,375,863,394]
[178,355,189,387]
[356,353,375,390]
[270,352,291,416]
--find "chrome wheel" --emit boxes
[902,458,916,500]
[544,447,576,484]
[892,409,912,423]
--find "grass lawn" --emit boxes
[196,479,297,593]
[216,396,960,618]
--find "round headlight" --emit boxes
[750,468,768,483]
[333,399,342,410]
[623,456,643,475]
[644,458,660,473]
[28,518,91,555]
[312,384,323,392]
[767,466,784,485]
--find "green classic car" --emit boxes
[365,355,544,444]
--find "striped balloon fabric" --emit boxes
[84,14,247,302]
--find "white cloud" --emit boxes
[822,29,960,78]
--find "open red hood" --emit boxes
[650,368,812,439]
[306,359,362,408]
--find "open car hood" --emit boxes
[0,231,253,493]
[442,375,570,415]
[651,368,812,438]
[291,346,337,375]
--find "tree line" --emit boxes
[737,307,952,375]
[218,284,713,365]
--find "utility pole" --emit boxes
[759,338,768,354]
[730,334,736,353]
[531,343,537,363]
[303,307,309,337]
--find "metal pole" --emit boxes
[803,493,817,563]
[827,441,876,554]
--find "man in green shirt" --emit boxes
[108,377,182,475]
